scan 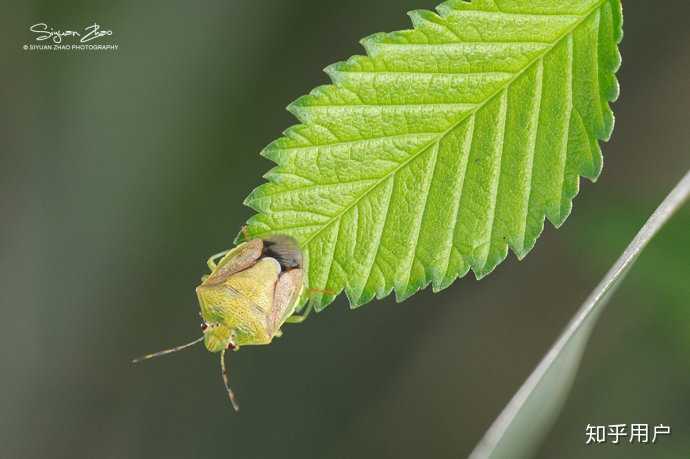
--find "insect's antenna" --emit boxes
[131,336,204,364]
[220,349,240,411]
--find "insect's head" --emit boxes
[201,321,238,353]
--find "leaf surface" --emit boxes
[244,0,623,310]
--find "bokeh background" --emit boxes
[2,1,689,458]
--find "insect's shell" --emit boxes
[196,236,304,352]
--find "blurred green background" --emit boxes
[2,1,689,458]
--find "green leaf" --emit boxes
[469,170,690,459]
[244,0,623,310]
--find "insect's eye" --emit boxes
[201,323,208,332]
[227,342,236,350]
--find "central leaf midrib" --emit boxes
[300,1,606,249]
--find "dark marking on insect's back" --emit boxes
[262,236,303,271]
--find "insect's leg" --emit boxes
[241,225,250,241]
[284,288,333,324]
[285,303,312,324]
[207,250,230,271]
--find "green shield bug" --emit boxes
[133,232,311,411]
